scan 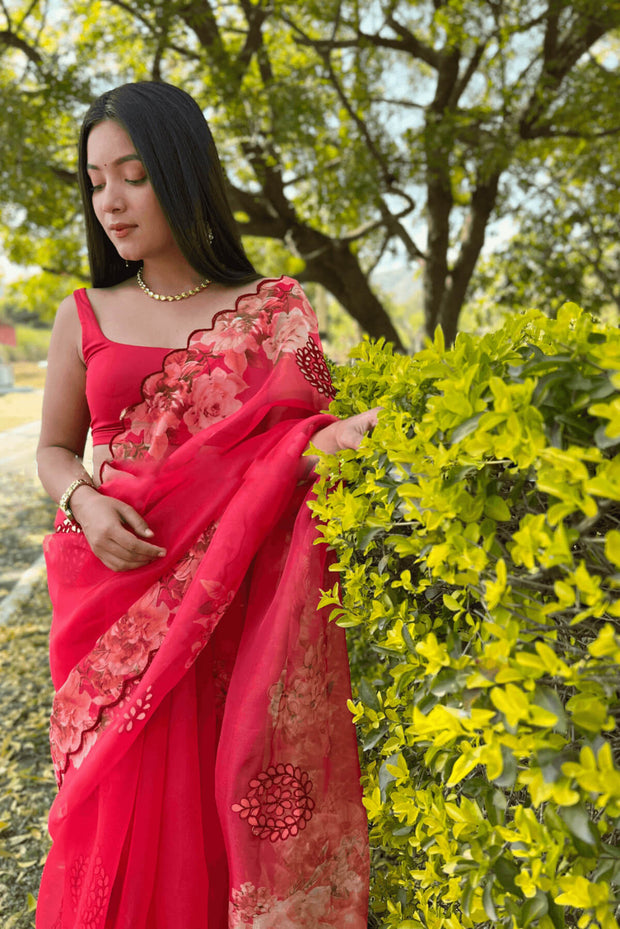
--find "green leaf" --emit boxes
[451,413,482,445]
[357,678,381,712]
[494,857,519,894]
[522,890,549,926]
[379,754,400,801]
[482,880,498,921]
[558,802,599,848]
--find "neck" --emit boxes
[140,256,206,295]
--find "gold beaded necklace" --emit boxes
[136,267,212,302]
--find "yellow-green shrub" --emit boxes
[312,305,620,929]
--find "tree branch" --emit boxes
[440,169,501,343]
[519,2,620,139]
[237,0,271,70]
[451,40,487,107]
[106,0,201,61]
[384,13,441,68]
[0,27,42,65]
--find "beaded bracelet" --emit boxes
[58,477,94,522]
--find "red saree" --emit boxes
[37,277,369,929]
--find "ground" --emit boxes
[0,372,57,928]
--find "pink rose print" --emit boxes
[230,883,278,925]
[159,349,205,388]
[196,315,262,374]
[51,685,94,757]
[232,763,315,842]
[263,307,313,360]
[182,367,247,432]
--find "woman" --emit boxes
[36,81,375,928]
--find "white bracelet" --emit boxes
[58,477,94,522]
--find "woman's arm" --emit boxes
[37,295,166,571]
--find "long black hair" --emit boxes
[77,81,260,288]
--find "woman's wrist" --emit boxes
[60,479,98,522]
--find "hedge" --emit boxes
[311,304,620,929]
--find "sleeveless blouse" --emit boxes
[74,289,170,446]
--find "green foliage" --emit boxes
[1,1,619,342]
[312,304,620,928]
[0,324,50,362]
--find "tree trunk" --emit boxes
[296,227,405,350]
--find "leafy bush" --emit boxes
[312,305,620,929]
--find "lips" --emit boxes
[109,224,137,238]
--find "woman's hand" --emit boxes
[70,485,167,572]
[311,407,382,455]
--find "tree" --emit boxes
[470,44,620,321]
[0,0,618,344]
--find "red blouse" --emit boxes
[74,288,170,446]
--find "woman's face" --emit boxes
[86,120,180,265]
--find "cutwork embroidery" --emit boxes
[117,684,154,733]
[232,763,315,841]
[295,338,336,399]
[70,854,89,908]
[69,852,109,928]
[83,854,109,929]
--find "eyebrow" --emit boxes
[86,154,142,170]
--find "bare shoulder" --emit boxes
[52,292,81,335]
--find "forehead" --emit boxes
[86,120,136,164]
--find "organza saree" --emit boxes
[36,278,369,928]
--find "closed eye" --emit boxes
[90,177,147,193]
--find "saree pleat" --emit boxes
[37,278,368,928]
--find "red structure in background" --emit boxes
[0,324,16,346]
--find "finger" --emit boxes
[102,549,158,571]
[364,407,382,428]
[113,518,167,557]
[114,532,166,560]
[98,533,165,565]
[116,502,158,540]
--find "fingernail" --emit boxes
[144,528,154,537]
[158,550,166,557]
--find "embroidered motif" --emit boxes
[70,854,88,908]
[68,852,110,928]
[117,684,153,734]
[83,854,109,929]
[232,763,315,841]
[295,338,336,399]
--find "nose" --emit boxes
[101,182,125,214]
